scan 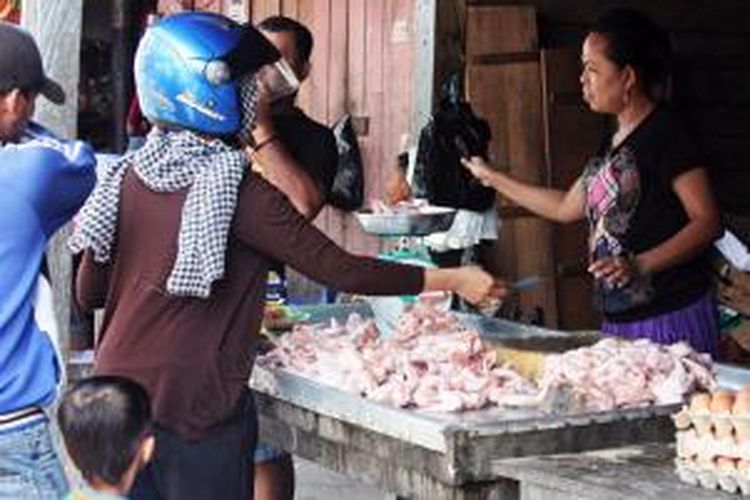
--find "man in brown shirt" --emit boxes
[74,13,504,500]
[76,154,501,498]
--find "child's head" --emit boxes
[58,376,154,491]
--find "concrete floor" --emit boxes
[294,458,389,500]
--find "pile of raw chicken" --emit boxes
[370,199,428,215]
[258,304,716,413]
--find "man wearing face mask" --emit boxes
[71,13,505,500]
[247,17,341,500]
[250,16,338,219]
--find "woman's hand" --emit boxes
[461,156,498,188]
[588,254,644,288]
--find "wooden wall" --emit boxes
[470,0,750,216]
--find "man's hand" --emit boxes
[239,81,275,149]
[425,266,507,306]
[454,266,508,306]
[385,166,412,204]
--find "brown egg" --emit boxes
[734,389,750,415]
[696,456,717,471]
[717,457,737,471]
[711,391,735,414]
[690,392,711,413]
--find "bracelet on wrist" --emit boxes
[251,134,278,153]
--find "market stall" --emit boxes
[250,304,747,499]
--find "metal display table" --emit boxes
[250,304,743,499]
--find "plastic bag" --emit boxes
[415,74,496,212]
[328,114,365,211]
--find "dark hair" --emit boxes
[57,376,152,486]
[590,9,673,101]
[257,15,313,63]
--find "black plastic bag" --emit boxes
[415,75,496,212]
[328,114,365,211]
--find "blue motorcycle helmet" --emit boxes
[134,12,280,136]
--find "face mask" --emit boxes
[236,72,260,146]
[256,59,300,103]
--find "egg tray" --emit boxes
[673,401,750,495]
[676,429,750,460]
[673,404,750,442]
[675,456,750,495]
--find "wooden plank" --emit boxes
[347,0,367,114]
[194,0,222,12]
[467,0,750,34]
[472,52,539,65]
[540,48,604,330]
[250,0,280,23]
[382,0,415,198]
[466,5,537,55]
[223,0,251,21]
[280,0,299,18]
[340,0,380,256]
[467,6,558,326]
[325,0,350,251]
[475,60,554,324]
[158,0,194,14]
[349,0,386,257]
[432,0,465,114]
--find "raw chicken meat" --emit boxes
[258,305,716,413]
[539,338,716,411]
[370,199,428,215]
[258,304,536,412]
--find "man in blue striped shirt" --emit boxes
[0,21,96,498]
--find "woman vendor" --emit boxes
[462,8,720,356]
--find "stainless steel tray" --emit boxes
[355,206,456,236]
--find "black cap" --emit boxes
[225,24,281,78]
[0,21,65,105]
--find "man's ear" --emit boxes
[141,435,156,464]
[623,65,638,94]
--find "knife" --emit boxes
[514,276,544,291]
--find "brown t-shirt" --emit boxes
[76,169,423,439]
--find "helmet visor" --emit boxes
[224,25,280,79]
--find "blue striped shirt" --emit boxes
[0,123,96,412]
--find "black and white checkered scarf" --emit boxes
[70,74,260,298]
